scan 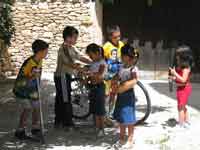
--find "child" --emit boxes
[13,39,49,140]
[54,26,91,129]
[105,49,121,118]
[103,25,124,125]
[169,45,193,128]
[112,44,139,148]
[85,43,107,137]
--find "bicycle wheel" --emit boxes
[71,78,91,119]
[134,81,151,125]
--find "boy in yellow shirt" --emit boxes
[13,40,48,140]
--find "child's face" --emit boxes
[37,48,48,59]
[110,31,121,46]
[121,55,135,65]
[87,51,100,61]
[64,34,78,46]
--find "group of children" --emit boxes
[13,24,193,149]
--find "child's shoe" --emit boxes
[15,129,29,140]
[122,141,134,149]
[31,128,41,136]
[113,140,126,149]
[96,128,105,138]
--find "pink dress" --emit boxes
[176,68,192,110]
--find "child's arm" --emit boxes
[73,47,92,64]
[117,78,137,94]
[117,67,139,94]
[89,64,105,84]
[169,67,190,83]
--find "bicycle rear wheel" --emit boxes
[134,81,151,125]
[71,78,91,119]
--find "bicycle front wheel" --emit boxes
[71,78,91,119]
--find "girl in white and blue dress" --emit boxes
[112,44,139,148]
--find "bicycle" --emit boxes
[71,75,151,125]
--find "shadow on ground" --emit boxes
[0,79,118,150]
[149,81,200,111]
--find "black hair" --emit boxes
[63,26,79,40]
[106,25,120,36]
[86,43,104,58]
[121,44,139,63]
[175,45,193,69]
[32,39,49,54]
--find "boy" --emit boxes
[54,26,91,129]
[13,39,49,140]
[103,25,124,125]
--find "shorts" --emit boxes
[16,98,40,109]
[89,83,106,116]
[104,80,111,96]
[176,84,192,110]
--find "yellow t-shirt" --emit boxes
[103,41,124,60]
[13,56,42,100]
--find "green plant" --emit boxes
[0,0,15,46]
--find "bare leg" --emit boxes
[18,109,30,128]
[32,107,40,128]
[99,116,104,129]
[178,110,185,125]
[184,107,189,122]
[119,124,126,144]
[127,125,134,144]
[96,116,100,129]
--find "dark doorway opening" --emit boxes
[103,0,200,47]
[103,0,200,72]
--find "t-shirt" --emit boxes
[55,44,85,76]
[103,41,124,60]
[118,65,139,83]
[89,59,107,77]
[13,56,42,100]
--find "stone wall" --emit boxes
[6,0,103,74]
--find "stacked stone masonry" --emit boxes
[0,0,102,76]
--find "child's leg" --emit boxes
[99,116,104,129]
[127,124,134,143]
[184,107,189,122]
[96,116,100,128]
[119,124,126,144]
[18,108,31,128]
[32,107,40,129]
[178,109,185,125]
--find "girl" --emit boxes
[169,45,193,128]
[112,44,139,148]
[85,43,107,137]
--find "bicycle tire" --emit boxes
[134,81,151,125]
[71,77,91,119]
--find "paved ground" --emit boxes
[0,73,200,150]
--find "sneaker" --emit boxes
[104,117,114,127]
[173,124,185,131]
[183,122,190,129]
[96,128,105,138]
[113,141,125,149]
[122,141,134,149]
[31,128,41,136]
[15,129,29,140]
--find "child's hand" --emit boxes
[73,63,81,69]
[169,67,176,76]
